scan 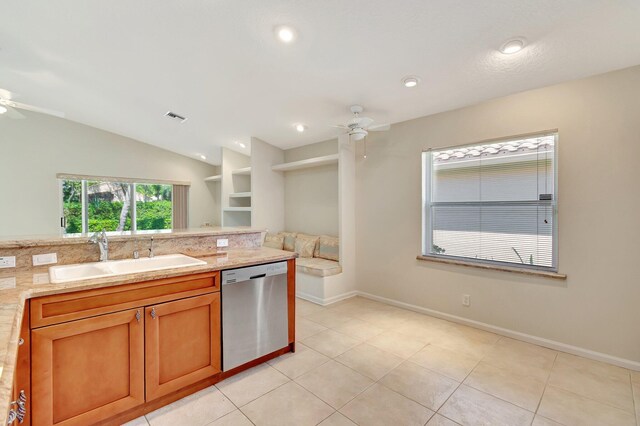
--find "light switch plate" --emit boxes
[0,256,16,269]
[216,239,229,248]
[33,253,58,266]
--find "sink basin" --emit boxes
[49,254,208,284]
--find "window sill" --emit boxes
[416,255,567,280]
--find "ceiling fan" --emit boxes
[332,105,390,158]
[332,105,390,141]
[0,88,65,120]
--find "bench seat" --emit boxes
[296,257,342,277]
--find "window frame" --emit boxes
[422,132,559,273]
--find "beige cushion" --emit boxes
[296,258,342,277]
[263,233,284,250]
[317,235,339,261]
[281,232,297,252]
[294,234,319,258]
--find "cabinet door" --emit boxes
[31,309,145,426]
[145,293,221,400]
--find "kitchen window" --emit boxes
[422,132,558,271]
[60,176,188,234]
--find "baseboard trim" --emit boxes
[356,291,640,371]
[296,290,358,306]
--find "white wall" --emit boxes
[0,111,219,236]
[284,139,339,236]
[356,66,640,364]
[251,137,285,233]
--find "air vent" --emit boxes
[165,111,188,123]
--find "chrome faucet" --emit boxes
[148,236,155,258]
[88,229,109,262]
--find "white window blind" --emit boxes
[422,133,558,270]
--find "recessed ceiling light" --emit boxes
[275,26,296,43]
[0,105,7,114]
[500,38,525,54]
[199,154,206,160]
[402,76,420,88]
[295,124,306,132]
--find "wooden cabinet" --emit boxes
[145,293,221,400]
[31,308,145,426]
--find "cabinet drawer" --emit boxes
[31,272,219,328]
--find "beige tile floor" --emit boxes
[125,297,639,426]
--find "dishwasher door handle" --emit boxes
[249,273,267,279]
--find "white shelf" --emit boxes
[229,192,252,198]
[272,154,339,172]
[232,167,252,176]
[204,174,221,182]
[223,207,252,212]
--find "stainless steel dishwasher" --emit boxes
[221,261,289,371]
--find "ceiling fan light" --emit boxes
[0,105,7,114]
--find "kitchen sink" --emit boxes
[49,254,207,284]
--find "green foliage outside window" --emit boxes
[62,180,172,234]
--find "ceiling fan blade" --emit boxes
[368,123,390,131]
[330,124,349,129]
[356,116,374,128]
[9,100,65,118]
[1,105,26,120]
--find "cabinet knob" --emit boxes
[150,307,157,319]
[7,391,27,424]
[6,409,17,425]
[17,338,24,346]
[135,310,141,323]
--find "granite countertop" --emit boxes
[0,246,296,413]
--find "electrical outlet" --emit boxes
[32,253,58,266]
[462,294,471,307]
[216,239,229,248]
[0,256,16,269]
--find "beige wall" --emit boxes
[0,111,219,236]
[356,66,640,363]
[284,139,339,236]
[251,137,285,233]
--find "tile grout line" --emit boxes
[629,373,639,426]
[433,339,487,418]
[533,351,559,419]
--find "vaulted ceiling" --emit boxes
[2,0,640,163]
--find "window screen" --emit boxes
[422,133,557,270]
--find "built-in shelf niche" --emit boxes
[232,167,251,175]
[272,154,338,172]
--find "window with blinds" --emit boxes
[422,133,557,271]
